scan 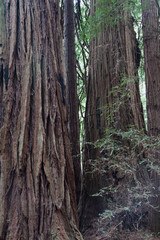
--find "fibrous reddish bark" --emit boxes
[142,0,160,232]
[142,0,160,136]
[0,0,82,239]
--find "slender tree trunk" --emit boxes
[80,0,145,235]
[142,0,160,232]
[0,1,82,239]
[64,0,81,205]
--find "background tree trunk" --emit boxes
[142,0,160,136]
[0,0,82,239]
[64,0,81,205]
[142,0,160,232]
[79,0,145,235]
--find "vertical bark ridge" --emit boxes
[0,0,7,127]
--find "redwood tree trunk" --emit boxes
[64,0,81,205]
[80,0,145,235]
[142,0,160,136]
[0,0,82,239]
[142,0,160,232]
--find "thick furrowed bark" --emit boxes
[0,0,82,239]
[142,0,160,232]
[142,0,160,136]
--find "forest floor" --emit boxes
[83,228,160,240]
[82,211,160,240]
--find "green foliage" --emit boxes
[88,126,160,234]
[88,0,142,38]
[99,75,134,126]
[92,126,160,173]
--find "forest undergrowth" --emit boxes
[83,128,160,239]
